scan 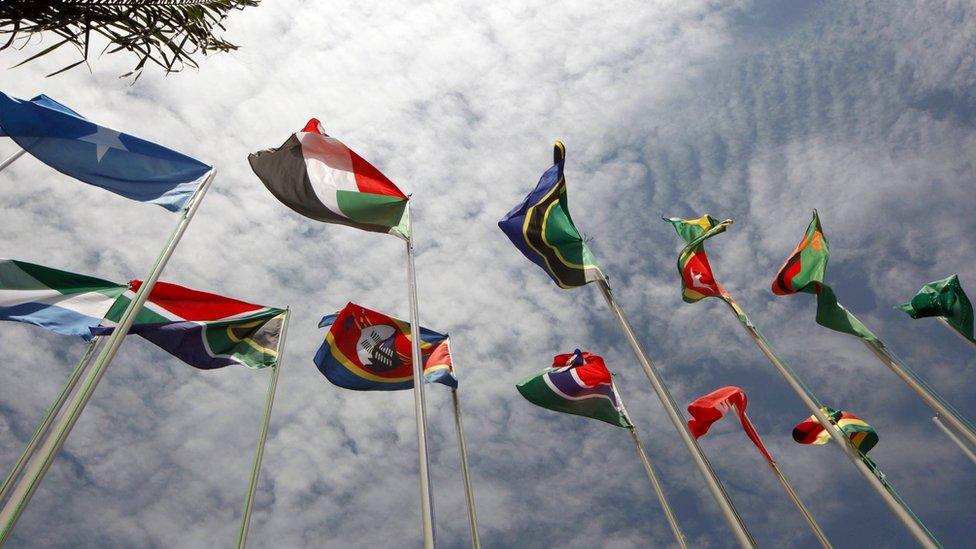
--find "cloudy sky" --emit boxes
[1,0,975,547]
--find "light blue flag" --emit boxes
[0,92,211,211]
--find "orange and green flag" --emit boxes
[663,215,732,302]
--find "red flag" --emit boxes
[687,386,772,462]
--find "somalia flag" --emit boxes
[0,259,127,339]
[516,350,631,428]
[0,92,211,212]
[315,302,456,391]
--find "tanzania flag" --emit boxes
[771,210,878,342]
[314,302,456,391]
[516,350,631,428]
[95,280,285,370]
[664,215,732,302]
[687,386,772,462]
[792,407,879,455]
[498,142,602,288]
[897,275,974,345]
[248,118,409,239]
[0,259,127,339]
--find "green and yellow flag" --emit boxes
[663,215,733,303]
[897,275,975,345]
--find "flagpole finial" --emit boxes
[553,141,566,164]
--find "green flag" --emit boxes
[896,275,975,345]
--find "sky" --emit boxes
[1,0,975,547]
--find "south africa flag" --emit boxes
[663,215,732,303]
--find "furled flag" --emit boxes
[771,210,879,342]
[315,302,456,390]
[687,386,773,462]
[792,407,879,455]
[0,258,127,339]
[248,118,410,239]
[664,215,733,303]
[94,280,285,370]
[0,92,211,211]
[516,350,632,428]
[498,142,602,288]
[896,275,975,345]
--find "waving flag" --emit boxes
[771,210,878,342]
[314,302,456,391]
[896,275,975,345]
[516,350,631,428]
[792,407,879,455]
[0,259,126,339]
[498,142,602,288]
[664,215,733,303]
[248,119,410,239]
[687,386,773,462]
[0,93,211,211]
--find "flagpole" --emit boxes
[931,415,976,465]
[758,442,831,548]
[720,295,941,548]
[0,168,217,543]
[404,207,436,549]
[0,336,102,505]
[936,317,976,351]
[595,276,756,549]
[236,308,290,549]
[448,349,480,549]
[0,148,25,172]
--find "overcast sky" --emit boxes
[1,0,975,547]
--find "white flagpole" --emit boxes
[404,206,436,549]
[448,354,480,549]
[0,148,26,172]
[931,415,976,466]
[936,317,976,351]
[236,309,291,549]
[595,276,756,549]
[0,168,217,543]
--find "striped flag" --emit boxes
[792,407,879,455]
[663,215,732,303]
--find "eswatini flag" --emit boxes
[94,280,285,370]
[248,118,410,239]
[663,215,732,303]
[687,386,773,462]
[516,350,631,428]
[314,302,456,391]
[792,407,879,455]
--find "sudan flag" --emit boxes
[314,302,456,391]
[498,142,602,289]
[771,210,878,342]
[792,407,879,455]
[896,275,975,345]
[664,215,732,303]
[249,119,410,239]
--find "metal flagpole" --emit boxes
[236,308,291,549]
[0,148,26,172]
[611,383,687,549]
[595,276,756,549]
[936,317,976,351]
[448,346,480,549]
[0,336,103,505]
[931,415,976,466]
[720,295,940,548]
[404,206,436,549]
[0,168,217,543]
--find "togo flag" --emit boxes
[94,280,285,370]
[0,259,127,339]
[516,350,631,428]
[664,215,733,303]
[0,92,211,212]
[315,302,456,391]
[896,275,975,345]
[498,142,602,288]
[248,119,410,239]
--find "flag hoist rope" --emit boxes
[595,276,757,549]
[0,168,217,543]
[721,296,941,549]
[448,347,481,549]
[236,308,291,549]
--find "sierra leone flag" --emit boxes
[248,119,410,239]
[664,215,732,303]
[94,280,285,370]
[0,259,127,339]
[516,350,631,428]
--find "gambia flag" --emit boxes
[687,386,773,463]
[0,259,127,339]
[498,142,602,289]
[771,210,878,342]
[896,275,975,345]
[314,302,456,391]
[664,215,732,303]
[792,407,879,455]
[248,118,410,239]
[516,350,631,428]
[95,280,285,370]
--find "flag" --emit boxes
[498,141,602,288]
[664,215,732,303]
[771,210,879,342]
[248,118,410,239]
[896,275,975,344]
[0,92,211,211]
[792,407,879,455]
[0,259,127,339]
[314,302,456,391]
[687,386,772,462]
[516,349,631,428]
[94,280,285,370]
